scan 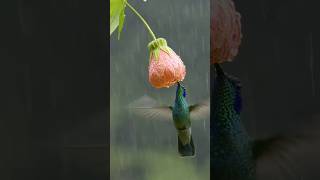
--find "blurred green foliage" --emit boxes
[110,0,126,36]
[111,146,209,180]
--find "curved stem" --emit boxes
[125,1,157,40]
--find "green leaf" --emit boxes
[110,0,126,36]
[117,1,126,39]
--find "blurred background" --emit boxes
[222,0,320,179]
[226,0,320,140]
[110,0,210,179]
[1,0,108,179]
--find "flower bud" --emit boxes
[211,0,242,64]
[148,38,186,88]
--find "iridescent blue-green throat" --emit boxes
[211,64,255,180]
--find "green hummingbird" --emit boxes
[130,82,209,157]
[211,63,320,180]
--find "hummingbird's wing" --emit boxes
[254,114,320,180]
[189,98,210,121]
[128,95,173,122]
[254,136,305,180]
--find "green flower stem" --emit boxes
[125,1,157,41]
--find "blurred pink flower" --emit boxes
[148,38,186,88]
[211,0,242,64]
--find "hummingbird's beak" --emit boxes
[177,82,185,89]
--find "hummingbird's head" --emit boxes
[176,82,186,98]
[213,63,242,114]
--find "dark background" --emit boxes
[224,0,320,136]
[221,0,320,178]
[1,0,109,179]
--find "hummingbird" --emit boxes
[130,82,209,157]
[211,63,255,179]
[211,63,320,180]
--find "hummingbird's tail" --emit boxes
[177,128,195,157]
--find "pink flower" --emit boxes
[148,38,186,88]
[211,0,242,64]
